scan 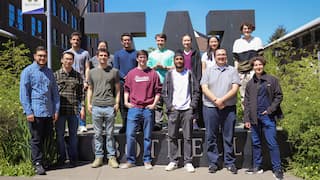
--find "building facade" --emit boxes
[0,0,85,70]
[76,0,105,56]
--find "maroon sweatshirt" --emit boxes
[124,67,162,108]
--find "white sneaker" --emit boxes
[79,126,87,133]
[184,163,195,173]
[165,162,177,171]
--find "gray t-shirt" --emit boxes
[65,48,90,80]
[88,66,119,107]
[200,64,240,107]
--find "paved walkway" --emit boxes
[0,163,301,180]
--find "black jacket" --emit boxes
[244,72,284,124]
[162,69,200,112]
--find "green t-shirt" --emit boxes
[147,48,174,83]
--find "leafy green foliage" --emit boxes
[265,43,320,179]
[0,159,35,176]
[0,40,34,175]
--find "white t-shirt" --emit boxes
[201,52,216,69]
[172,69,191,110]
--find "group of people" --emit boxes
[19,22,284,180]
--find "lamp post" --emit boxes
[46,0,52,68]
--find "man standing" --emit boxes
[120,50,161,170]
[244,56,284,180]
[147,33,174,130]
[113,33,137,134]
[66,31,90,132]
[162,53,200,173]
[87,49,120,168]
[232,22,263,108]
[201,49,240,174]
[20,46,60,175]
[54,52,85,167]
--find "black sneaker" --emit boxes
[34,162,46,175]
[226,164,238,174]
[245,167,264,174]
[273,169,284,180]
[208,165,218,173]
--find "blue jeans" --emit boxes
[126,107,154,164]
[251,114,281,171]
[55,115,78,162]
[203,105,236,167]
[78,103,86,127]
[92,106,116,158]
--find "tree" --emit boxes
[268,25,288,43]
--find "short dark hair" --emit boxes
[96,48,110,56]
[121,33,133,40]
[34,46,47,54]
[250,56,266,66]
[155,33,167,40]
[174,52,184,59]
[240,22,255,31]
[61,51,74,60]
[136,50,148,58]
[97,41,109,49]
[70,31,82,40]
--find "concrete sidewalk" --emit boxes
[0,163,301,180]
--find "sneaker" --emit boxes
[119,162,135,169]
[165,162,177,171]
[34,162,46,175]
[184,163,195,173]
[208,165,218,173]
[245,167,264,174]
[226,164,238,174]
[91,157,103,168]
[108,157,119,168]
[144,162,153,170]
[273,169,284,180]
[79,126,87,133]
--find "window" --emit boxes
[60,6,64,22]
[37,20,42,35]
[52,0,57,16]
[71,15,78,30]
[9,4,24,31]
[315,29,320,43]
[52,29,58,46]
[9,4,15,27]
[61,33,65,49]
[64,8,68,24]
[65,34,69,49]
[17,9,23,31]
[60,5,69,24]
[31,17,36,36]
[31,17,43,38]
[302,33,311,47]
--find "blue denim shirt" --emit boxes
[20,61,60,117]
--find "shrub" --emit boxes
[265,44,320,179]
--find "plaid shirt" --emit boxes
[54,68,84,116]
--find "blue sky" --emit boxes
[105,0,319,50]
